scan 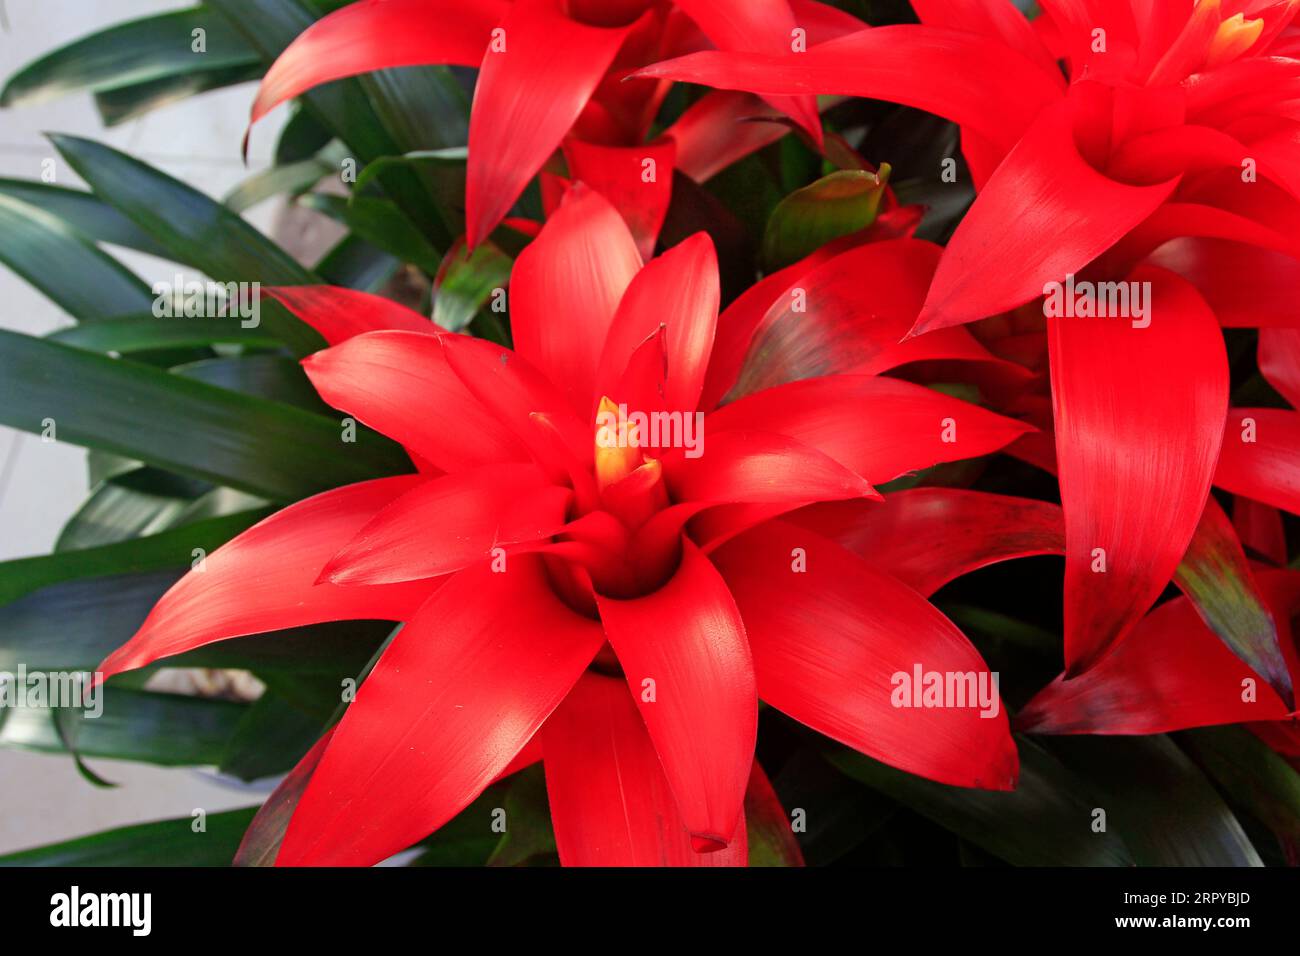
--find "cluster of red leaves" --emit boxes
[103,0,1300,866]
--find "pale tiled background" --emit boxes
[0,0,296,854]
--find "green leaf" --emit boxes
[0,7,257,107]
[0,193,155,321]
[301,192,442,275]
[174,353,331,412]
[275,106,334,165]
[49,315,281,353]
[0,179,172,258]
[1045,735,1262,866]
[224,152,338,214]
[1179,725,1300,854]
[433,240,512,332]
[0,567,385,680]
[0,330,408,500]
[315,233,401,291]
[410,780,517,867]
[761,166,892,271]
[828,737,1135,866]
[0,808,257,866]
[351,147,468,197]
[94,61,264,126]
[55,470,217,552]
[0,510,267,608]
[772,750,897,865]
[49,134,324,355]
[486,766,556,867]
[0,688,247,766]
[0,570,179,673]
[207,0,461,241]
[219,692,326,781]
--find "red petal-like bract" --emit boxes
[465,0,632,247]
[235,730,335,867]
[666,91,796,184]
[1018,573,1298,736]
[594,231,719,415]
[915,102,1179,333]
[321,465,572,585]
[636,25,1065,155]
[263,286,437,345]
[596,541,756,851]
[279,557,604,866]
[661,429,876,506]
[562,137,676,259]
[744,760,805,866]
[1235,496,1288,565]
[1215,409,1300,516]
[248,0,507,127]
[1148,239,1300,328]
[302,331,523,472]
[671,0,823,146]
[706,375,1033,486]
[510,183,642,418]
[1260,328,1300,409]
[724,238,1028,399]
[715,520,1017,790]
[790,489,1065,597]
[99,477,437,681]
[910,0,1057,73]
[1048,265,1228,675]
[542,672,747,866]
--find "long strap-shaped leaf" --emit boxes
[0,194,155,321]
[49,134,324,355]
[0,330,409,500]
[0,509,268,608]
[0,6,258,106]
[0,179,171,259]
[0,808,258,866]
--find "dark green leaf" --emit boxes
[0,179,172,258]
[94,61,264,126]
[49,134,324,355]
[0,193,155,321]
[1045,735,1262,866]
[301,192,442,275]
[433,240,512,332]
[315,233,401,291]
[275,106,333,165]
[1174,498,1293,707]
[828,737,1134,866]
[54,471,221,552]
[174,353,332,413]
[208,0,458,241]
[219,692,326,781]
[0,330,408,500]
[49,315,281,353]
[0,7,257,107]
[0,510,266,607]
[0,688,247,766]
[0,808,257,866]
[1179,725,1300,854]
[225,154,337,214]
[486,766,555,867]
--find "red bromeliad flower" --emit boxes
[96,185,1033,866]
[641,0,1300,700]
[246,0,871,253]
